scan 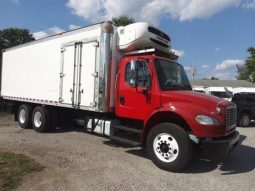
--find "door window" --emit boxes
[125,61,151,87]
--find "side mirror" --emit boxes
[130,60,138,87]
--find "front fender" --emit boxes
[144,102,226,140]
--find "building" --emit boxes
[190,80,255,88]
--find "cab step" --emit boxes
[110,125,142,146]
[112,125,142,134]
[110,136,141,146]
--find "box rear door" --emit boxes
[60,39,99,109]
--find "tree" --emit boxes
[0,28,34,50]
[112,16,135,27]
[236,64,249,81]
[210,77,219,80]
[236,47,255,82]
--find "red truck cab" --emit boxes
[115,54,239,171]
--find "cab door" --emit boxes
[116,57,154,120]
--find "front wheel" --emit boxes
[146,123,193,172]
[238,113,250,127]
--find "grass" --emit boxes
[0,152,44,191]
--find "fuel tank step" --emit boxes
[112,125,142,134]
[110,136,141,146]
[110,125,142,146]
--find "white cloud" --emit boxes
[69,24,81,30]
[33,31,48,40]
[179,0,239,21]
[214,72,232,80]
[202,65,210,69]
[241,0,255,9]
[66,0,245,25]
[171,49,185,58]
[10,0,20,5]
[33,27,65,40]
[216,59,244,71]
[214,47,221,52]
[184,66,192,71]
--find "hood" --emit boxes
[161,91,229,111]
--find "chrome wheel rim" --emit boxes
[34,111,42,128]
[153,133,179,162]
[242,115,250,126]
[19,109,26,124]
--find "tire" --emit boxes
[17,104,32,129]
[238,113,250,127]
[32,106,51,132]
[146,123,193,172]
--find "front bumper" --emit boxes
[200,131,239,159]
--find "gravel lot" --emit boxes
[0,112,255,191]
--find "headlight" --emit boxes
[196,115,219,125]
[216,106,222,114]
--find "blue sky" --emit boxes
[1,0,255,80]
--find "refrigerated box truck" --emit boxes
[0,22,239,172]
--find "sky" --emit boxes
[0,0,255,80]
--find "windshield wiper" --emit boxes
[164,84,184,90]
[163,84,192,91]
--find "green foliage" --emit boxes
[0,28,34,50]
[112,16,135,27]
[210,77,219,80]
[236,64,249,81]
[236,47,255,82]
[200,77,219,80]
[0,152,44,191]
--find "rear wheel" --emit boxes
[146,123,193,172]
[32,106,51,132]
[238,113,250,127]
[18,104,32,129]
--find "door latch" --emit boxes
[119,95,125,105]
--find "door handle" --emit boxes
[120,95,125,105]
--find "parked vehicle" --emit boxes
[231,87,255,95]
[232,93,255,127]
[0,22,239,172]
[204,87,232,101]
[193,86,205,93]
[0,97,3,111]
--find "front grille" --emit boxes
[226,105,237,127]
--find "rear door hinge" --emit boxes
[91,72,98,77]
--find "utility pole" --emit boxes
[192,64,196,80]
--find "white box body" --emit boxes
[1,22,171,113]
[1,23,110,112]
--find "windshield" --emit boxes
[154,59,192,91]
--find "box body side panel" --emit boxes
[1,27,101,107]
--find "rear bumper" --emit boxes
[200,131,239,159]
